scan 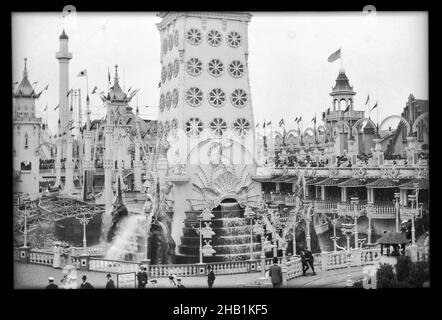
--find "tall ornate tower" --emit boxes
[13,59,42,200]
[55,29,74,191]
[156,12,261,261]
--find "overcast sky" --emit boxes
[12,11,428,134]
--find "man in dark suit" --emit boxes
[207,265,216,288]
[80,275,94,289]
[46,277,58,289]
[137,267,148,288]
[268,257,282,287]
[105,274,115,289]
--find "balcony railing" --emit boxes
[336,202,367,217]
[313,200,338,212]
[366,204,396,219]
[400,206,423,220]
[285,195,297,206]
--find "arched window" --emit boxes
[339,99,347,111]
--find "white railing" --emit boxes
[210,260,250,275]
[73,246,106,256]
[286,258,303,279]
[149,263,202,277]
[366,204,396,219]
[285,195,297,204]
[29,250,54,266]
[89,258,139,273]
[336,202,366,217]
[400,206,422,220]
[314,200,338,211]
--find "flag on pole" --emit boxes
[263,122,266,128]
[322,112,325,119]
[294,117,298,123]
[297,117,302,123]
[67,89,73,97]
[54,104,59,111]
[43,84,49,91]
[327,108,330,115]
[267,121,272,126]
[108,68,111,84]
[365,94,370,105]
[371,101,378,111]
[256,122,259,128]
[279,118,284,127]
[327,48,341,63]
[32,81,38,85]
[91,86,98,94]
[77,69,87,77]
[43,105,47,112]
[311,115,316,124]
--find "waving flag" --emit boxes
[294,117,298,123]
[311,115,316,124]
[365,94,370,105]
[54,104,59,111]
[67,89,73,97]
[328,48,341,63]
[91,86,98,94]
[267,121,272,126]
[371,101,378,111]
[43,105,47,112]
[279,119,284,127]
[297,117,302,123]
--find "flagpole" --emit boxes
[340,47,343,71]
[376,99,379,134]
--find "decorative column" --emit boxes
[394,192,400,232]
[134,140,142,191]
[55,138,62,187]
[372,139,384,166]
[64,135,74,191]
[367,217,372,244]
[350,196,359,248]
[104,124,114,213]
[320,186,326,201]
[341,187,348,202]
[83,131,93,170]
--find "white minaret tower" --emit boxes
[56,29,74,192]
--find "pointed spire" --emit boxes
[59,29,69,40]
[114,65,119,84]
[23,58,28,79]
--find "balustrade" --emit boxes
[314,200,338,212]
[89,258,139,273]
[336,202,366,217]
[366,204,396,219]
[285,195,297,205]
[270,193,285,204]
[29,250,54,266]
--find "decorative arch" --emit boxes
[380,115,411,133]
[412,112,428,133]
[286,129,300,137]
[303,127,315,136]
[317,125,327,133]
[352,117,377,135]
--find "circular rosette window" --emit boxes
[233,118,251,137]
[165,91,172,110]
[228,60,245,78]
[207,29,222,47]
[186,28,202,45]
[185,87,203,107]
[159,94,165,112]
[185,118,204,137]
[230,88,248,108]
[227,31,242,48]
[209,118,227,137]
[172,88,179,108]
[186,57,203,76]
[207,59,224,77]
[173,59,179,78]
[208,88,226,108]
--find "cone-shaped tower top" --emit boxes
[331,70,354,93]
[59,29,69,40]
[108,65,131,102]
[14,58,37,97]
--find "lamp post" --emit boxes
[330,213,339,252]
[394,192,400,232]
[75,212,92,256]
[192,219,203,264]
[290,209,301,256]
[350,196,359,248]
[341,222,355,287]
[303,201,314,250]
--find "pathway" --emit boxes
[14,262,366,289]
